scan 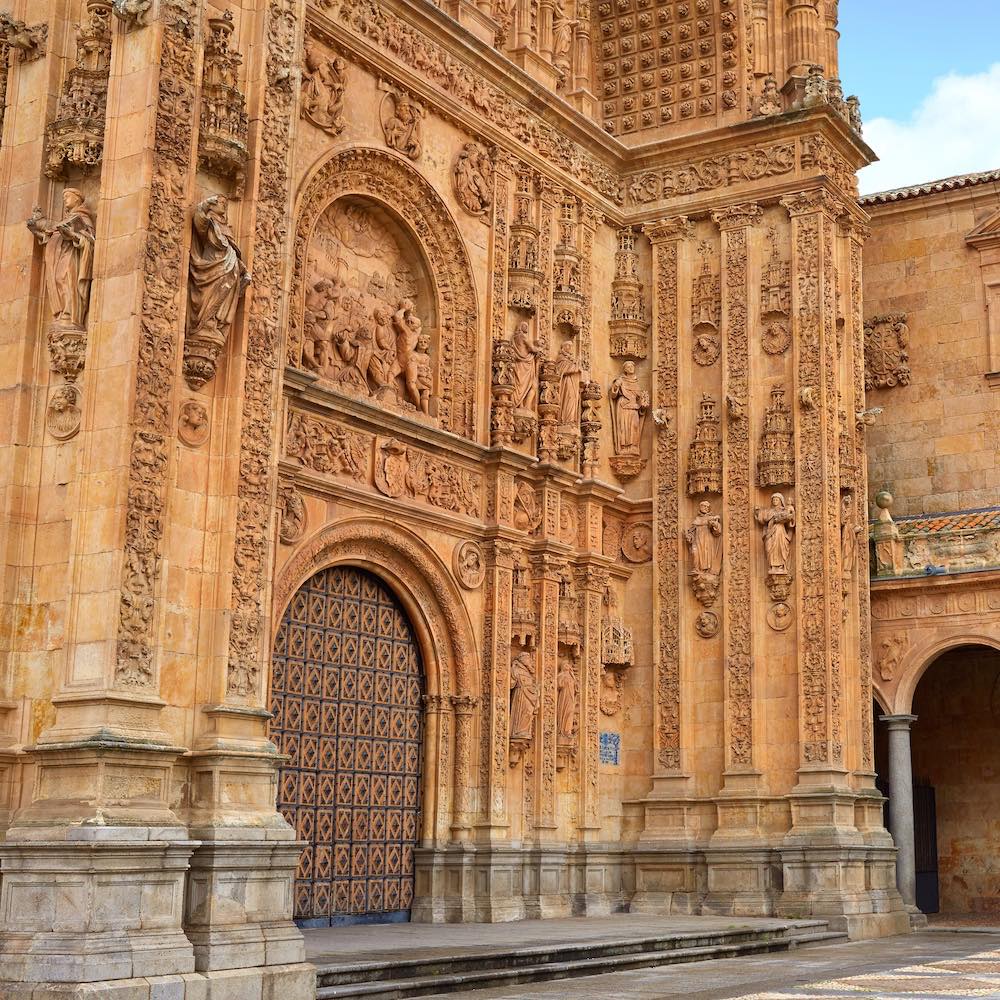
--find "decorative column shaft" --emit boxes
[643,218,693,777]
[881,714,918,906]
[714,204,763,779]
[751,0,771,76]
[578,563,608,833]
[451,695,478,840]
[534,553,562,834]
[822,0,840,79]
[785,0,821,78]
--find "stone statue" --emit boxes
[187,194,250,351]
[551,0,575,84]
[756,493,796,575]
[841,494,861,578]
[509,651,539,741]
[610,361,648,456]
[554,341,581,426]
[27,188,96,333]
[453,142,494,216]
[301,39,346,135]
[383,91,423,159]
[511,321,539,412]
[393,299,429,414]
[556,655,577,743]
[685,500,723,605]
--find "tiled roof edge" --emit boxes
[860,167,1000,206]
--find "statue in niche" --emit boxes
[551,0,575,85]
[382,90,424,159]
[685,501,723,606]
[756,493,796,576]
[27,188,96,334]
[511,321,540,411]
[509,651,539,741]
[453,142,494,216]
[186,194,250,371]
[555,341,581,426]
[610,360,648,456]
[301,39,346,135]
[556,655,578,744]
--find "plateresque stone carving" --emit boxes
[609,361,649,481]
[453,142,494,216]
[685,501,723,607]
[301,39,346,135]
[864,312,910,390]
[757,492,796,601]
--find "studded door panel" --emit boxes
[270,567,424,924]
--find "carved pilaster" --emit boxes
[533,553,563,835]
[451,695,478,840]
[714,204,763,779]
[578,564,608,833]
[643,217,693,775]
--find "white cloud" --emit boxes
[858,63,1000,195]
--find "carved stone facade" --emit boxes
[3,2,964,994]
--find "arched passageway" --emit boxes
[877,644,1000,918]
[270,566,425,926]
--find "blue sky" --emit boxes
[838,0,1000,194]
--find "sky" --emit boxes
[838,0,1000,194]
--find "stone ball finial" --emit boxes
[874,488,893,511]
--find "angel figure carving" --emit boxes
[301,40,346,135]
[27,188,96,332]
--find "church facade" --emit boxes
[1,0,996,997]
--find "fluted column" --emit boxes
[751,0,771,77]
[785,0,821,78]
[822,0,840,79]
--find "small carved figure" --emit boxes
[187,194,250,355]
[841,494,861,579]
[453,142,494,216]
[278,483,306,544]
[178,399,210,447]
[382,90,423,159]
[877,633,907,682]
[111,0,153,28]
[685,500,723,606]
[509,651,539,741]
[556,655,578,743]
[301,40,347,135]
[610,361,649,456]
[757,75,782,117]
[410,332,433,415]
[511,321,539,412]
[27,189,96,332]
[551,0,576,84]
[756,493,796,576]
[554,341,581,426]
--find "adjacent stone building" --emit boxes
[0,0,995,997]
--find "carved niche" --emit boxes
[198,11,249,192]
[760,226,791,354]
[288,149,477,440]
[687,394,723,496]
[44,0,112,179]
[864,313,910,390]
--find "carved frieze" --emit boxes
[373,436,481,517]
[864,313,910,390]
[286,411,369,481]
[687,394,723,496]
[301,38,347,135]
[198,11,249,191]
[44,0,112,178]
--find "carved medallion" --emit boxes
[46,384,81,440]
[513,482,542,533]
[278,483,306,545]
[695,611,719,639]
[177,399,210,448]
[766,602,793,632]
[692,331,721,366]
[621,522,653,563]
[877,633,907,682]
[453,540,486,590]
[761,320,791,355]
[374,437,409,498]
[599,670,623,717]
[559,500,577,545]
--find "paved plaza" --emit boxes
[413,930,1000,999]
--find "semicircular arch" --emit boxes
[894,632,1000,713]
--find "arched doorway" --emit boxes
[270,565,425,926]
[902,644,1000,918]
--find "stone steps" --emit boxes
[314,920,847,999]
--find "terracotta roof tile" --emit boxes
[888,506,1000,537]
[860,168,1000,206]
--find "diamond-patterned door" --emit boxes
[270,566,424,926]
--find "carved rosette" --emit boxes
[44,0,112,179]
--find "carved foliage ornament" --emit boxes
[287,148,477,441]
[864,313,910,390]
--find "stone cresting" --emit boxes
[285,147,478,441]
[226,0,300,701]
[114,0,197,690]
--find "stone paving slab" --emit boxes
[413,931,1000,999]
[304,914,812,967]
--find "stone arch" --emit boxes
[285,146,478,440]
[894,633,1000,714]
[270,517,481,844]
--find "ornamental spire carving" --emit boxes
[687,394,722,496]
[45,0,113,179]
[609,226,648,359]
[757,385,795,487]
[198,10,249,193]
